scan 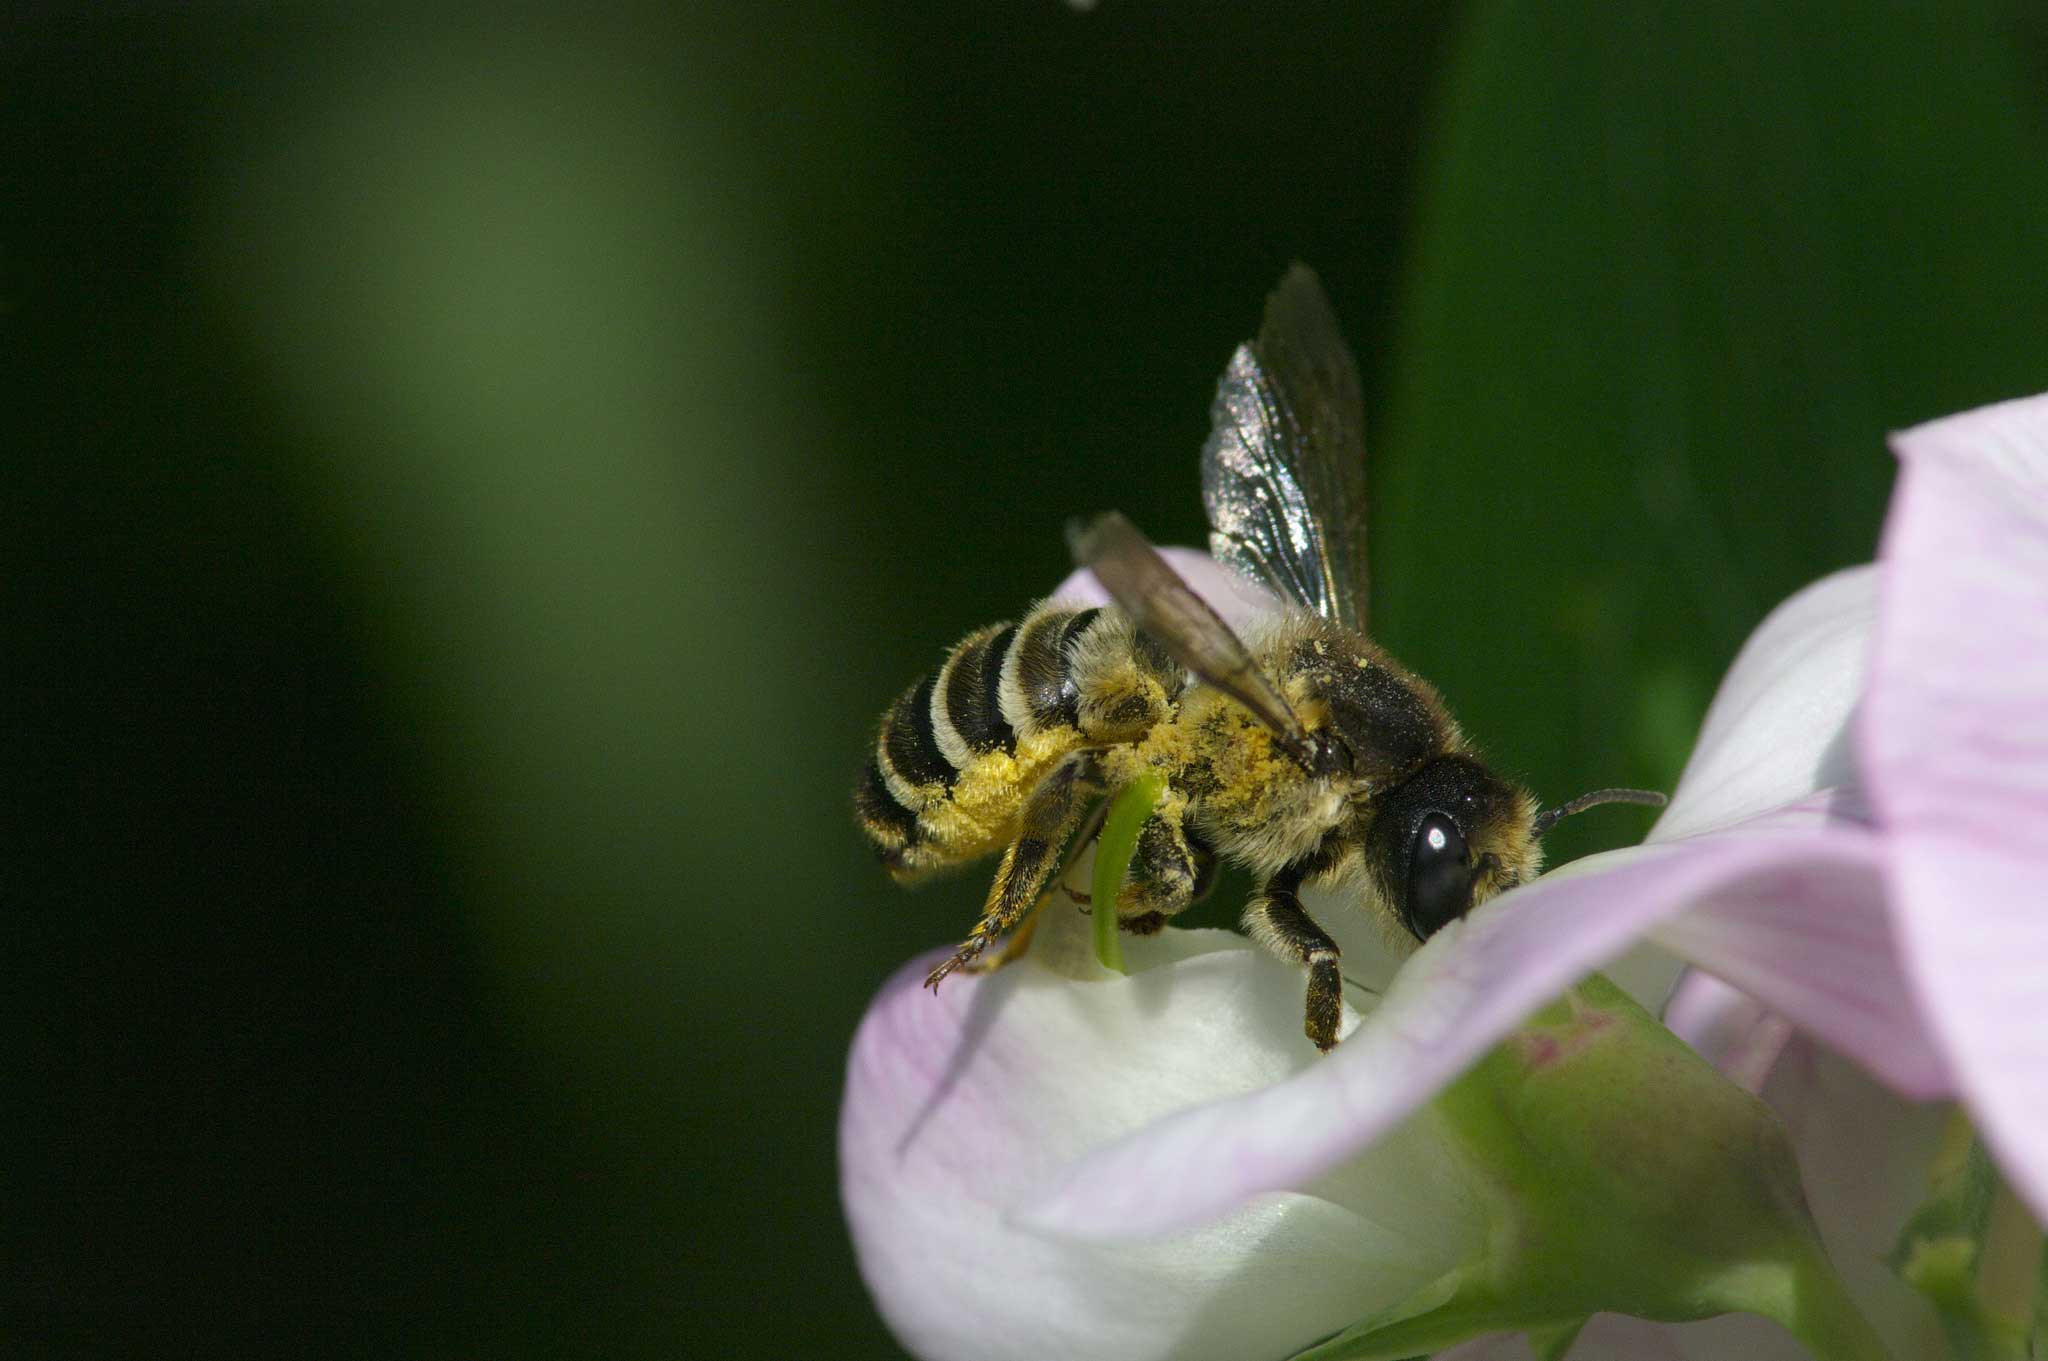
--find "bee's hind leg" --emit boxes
[925,753,1100,989]
[959,905,1042,974]
[1053,797,1115,906]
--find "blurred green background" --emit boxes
[12,4,2048,1358]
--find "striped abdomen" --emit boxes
[855,605,1182,879]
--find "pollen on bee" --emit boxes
[918,727,1084,858]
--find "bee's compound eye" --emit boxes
[1404,811,1473,939]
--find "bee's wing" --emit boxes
[1067,511,1309,752]
[1201,263,1370,630]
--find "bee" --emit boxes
[855,265,1661,1051]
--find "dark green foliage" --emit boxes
[12,4,2048,1359]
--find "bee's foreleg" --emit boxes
[1240,862,1344,1052]
[925,753,1099,989]
[1114,807,1214,933]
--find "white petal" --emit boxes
[1650,567,1876,844]
[840,917,1486,1361]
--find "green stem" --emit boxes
[2029,1229,2047,1360]
[1088,775,1164,974]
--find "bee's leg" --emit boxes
[925,753,1099,989]
[960,902,1043,974]
[1240,863,1344,1052]
[1114,805,1209,932]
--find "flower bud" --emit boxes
[1300,975,1891,1361]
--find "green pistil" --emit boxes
[1088,774,1164,974]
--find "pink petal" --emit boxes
[1024,827,1930,1241]
[1863,392,2048,1222]
[1051,548,1284,632]
[1645,829,1949,1099]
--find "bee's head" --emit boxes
[1363,755,1541,941]
[1364,763,1669,941]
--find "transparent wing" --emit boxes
[1065,511,1309,755]
[1200,264,1370,629]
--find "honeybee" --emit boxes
[855,266,1660,1051]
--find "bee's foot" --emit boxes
[924,950,974,990]
[1305,955,1343,1052]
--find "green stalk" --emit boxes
[1088,775,1164,974]
[2030,1225,2047,1360]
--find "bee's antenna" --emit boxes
[1532,787,1668,839]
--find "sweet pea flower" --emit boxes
[841,393,2048,1360]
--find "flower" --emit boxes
[841,394,2048,1360]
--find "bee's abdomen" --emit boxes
[1003,607,1102,737]
[856,606,1148,877]
[939,621,1019,760]
[853,757,920,859]
[858,620,1024,874]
